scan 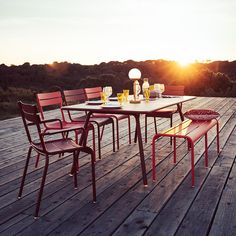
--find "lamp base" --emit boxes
[130,99,141,104]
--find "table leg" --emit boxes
[134,126,137,143]
[133,114,148,186]
[177,103,184,121]
[70,111,92,175]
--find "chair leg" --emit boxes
[81,146,96,203]
[145,115,148,143]
[70,150,80,175]
[205,133,208,167]
[128,116,131,144]
[18,147,32,199]
[100,125,105,140]
[34,155,49,218]
[35,153,40,168]
[97,126,102,159]
[60,131,68,157]
[154,117,157,134]
[111,120,116,152]
[152,134,160,181]
[170,116,173,145]
[187,139,191,150]
[152,136,156,181]
[91,151,96,203]
[134,126,137,143]
[216,121,220,154]
[190,140,195,187]
[73,151,78,189]
[89,123,97,161]
[115,118,119,150]
[173,137,176,163]
[75,130,79,144]
[92,126,96,162]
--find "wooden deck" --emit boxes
[0,97,235,236]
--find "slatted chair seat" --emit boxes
[42,120,85,131]
[67,114,114,127]
[33,138,81,154]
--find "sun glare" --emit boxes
[176,58,193,67]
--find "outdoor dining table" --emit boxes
[62,95,196,186]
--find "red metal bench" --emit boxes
[152,119,220,187]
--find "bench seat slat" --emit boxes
[161,119,218,143]
[187,119,217,142]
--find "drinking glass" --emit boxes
[159,84,165,94]
[143,88,150,102]
[123,89,129,102]
[100,92,107,104]
[154,83,164,97]
[117,93,124,106]
[149,85,154,91]
[103,86,112,100]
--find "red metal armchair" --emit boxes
[17,101,96,218]
[36,91,96,156]
[145,85,185,143]
[63,88,115,159]
[84,87,131,149]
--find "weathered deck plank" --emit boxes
[0,97,235,236]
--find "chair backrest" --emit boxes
[36,91,65,121]
[84,87,102,100]
[18,101,42,145]
[63,89,86,105]
[163,85,185,96]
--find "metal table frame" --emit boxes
[62,96,196,186]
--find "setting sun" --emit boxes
[176,58,193,67]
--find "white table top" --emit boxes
[62,96,196,115]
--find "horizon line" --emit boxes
[1,58,236,67]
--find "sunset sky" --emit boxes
[0,0,236,65]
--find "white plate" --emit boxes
[101,103,121,109]
[162,95,180,98]
[109,97,118,101]
[86,100,103,105]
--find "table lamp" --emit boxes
[128,68,141,103]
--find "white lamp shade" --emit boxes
[128,68,141,80]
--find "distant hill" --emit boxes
[0,60,235,120]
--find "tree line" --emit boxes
[0,59,235,120]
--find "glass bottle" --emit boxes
[142,78,150,93]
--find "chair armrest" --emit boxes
[43,126,85,136]
[40,118,63,128]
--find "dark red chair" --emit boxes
[84,87,131,149]
[36,91,96,164]
[63,88,115,159]
[17,101,96,218]
[145,85,185,143]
